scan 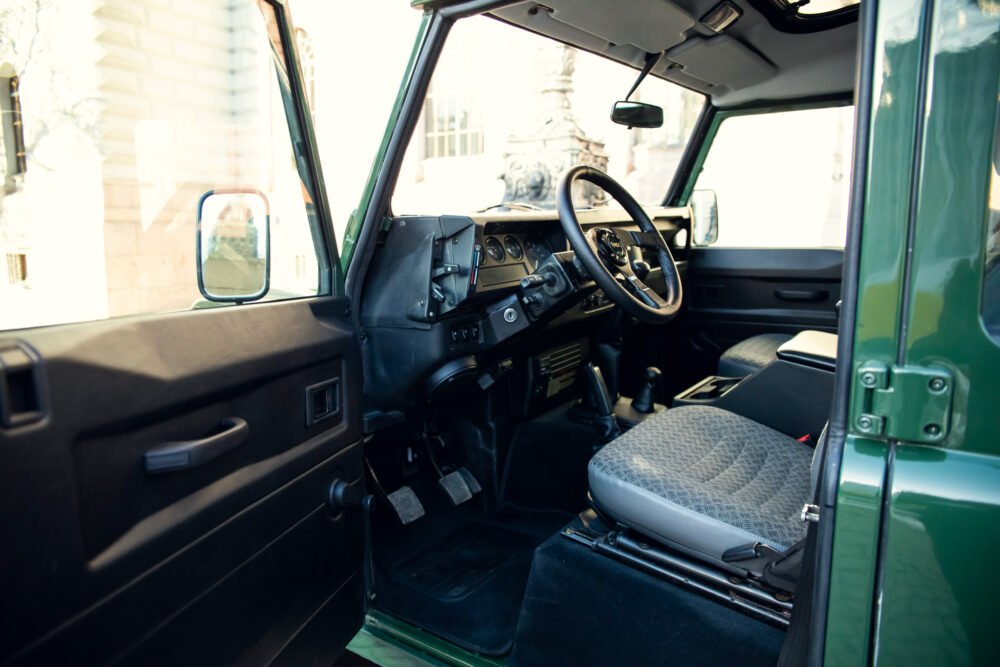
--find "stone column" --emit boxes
[501,44,607,209]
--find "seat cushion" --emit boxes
[588,406,812,567]
[717,333,793,377]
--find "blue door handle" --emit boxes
[144,417,249,473]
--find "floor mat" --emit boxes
[392,524,534,600]
[501,407,598,513]
[374,510,568,656]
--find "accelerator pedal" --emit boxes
[458,467,482,494]
[438,467,483,506]
[386,486,425,525]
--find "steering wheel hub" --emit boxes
[594,228,628,267]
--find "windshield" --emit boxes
[391,16,704,216]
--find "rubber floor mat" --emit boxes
[391,524,533,599]
[375,513,567,656]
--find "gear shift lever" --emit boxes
[631,366,661,414]
[571,363,621,442]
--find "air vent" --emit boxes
[538,341,585,375]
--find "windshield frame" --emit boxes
[339,3,707,278]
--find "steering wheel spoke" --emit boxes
[624,274,669,309]
[628,229,670,252]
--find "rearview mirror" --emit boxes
[690,189,719,245]
[197,189,270,302]
[610,100,664,129]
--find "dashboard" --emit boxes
[360,206,689,405]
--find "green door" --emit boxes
[826,0,1000,664]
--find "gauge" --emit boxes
[504,236,523,261]
[484,236,505,263]
[523,234,550,270]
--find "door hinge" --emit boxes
[852,362,953,444]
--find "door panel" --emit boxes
[0,297,364,665]
[686,247,842,351]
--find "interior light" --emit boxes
[700,1,743,33]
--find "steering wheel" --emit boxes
[557,165,683,324]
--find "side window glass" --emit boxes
[691,106,855,248]
[982,102,1000,340]
[0,0,325,331]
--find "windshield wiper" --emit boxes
[477,202,543,213]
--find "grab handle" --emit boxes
[774,289,828,302]
[144,417,248,473]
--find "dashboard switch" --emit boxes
[520,274,546,289]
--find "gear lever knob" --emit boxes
[632,366,661,414]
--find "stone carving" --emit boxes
[502,44,607,209]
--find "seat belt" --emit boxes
[776,520,820,667]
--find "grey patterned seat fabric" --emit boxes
[589,405,813,571]
[717,333,793,377]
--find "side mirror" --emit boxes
[690,189,719,245]
[610,100,664,129]
[197,189,270,302]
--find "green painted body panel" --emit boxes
[876,446,1000,665]
[828,0,1000,663]
[899,0,1000,456]
[361,611,505,667]
[825,0,927,656]
[871,0,1000,663]
[824,437,887,665]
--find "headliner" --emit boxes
[489,0,859,107]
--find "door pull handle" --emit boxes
[774,289,828,302]
[144,417,248,473]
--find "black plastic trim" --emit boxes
[270,0,341,293]
[665,103,716,207]
[809,0,880,662]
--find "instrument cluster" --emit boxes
[480,233,552,271]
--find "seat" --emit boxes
[717,333,793,377]
[588,405,816,573]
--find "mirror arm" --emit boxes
[624,52,664,101]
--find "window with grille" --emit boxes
[5,253,27,286]
[423,80,484,159]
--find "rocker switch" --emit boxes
[0,342,45,429]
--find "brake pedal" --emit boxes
[386,486,425,525]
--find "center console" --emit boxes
[673,331,838,439]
